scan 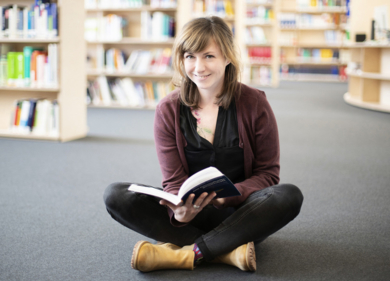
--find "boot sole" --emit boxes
[246,242,257,272]
[131,240,148,271]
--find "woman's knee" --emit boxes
[103,182,131,211]
[278,183,304,216]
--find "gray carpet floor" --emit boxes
[1,81,389,281]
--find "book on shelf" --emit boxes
[246,5,274,25]
[85,0,177,9]
[193,0,234,17]
[10,98,59,136]
[245,26,267,44]
[296,0,347,9]
[85,14,127,41]
[87,76,174,107]
[244,64,272,86]
[0,44,58,87]
[140,11,175,41]
[247,47,272,64]
[88,47,173,74]
[128,166,241,205]
[0,2,57,39]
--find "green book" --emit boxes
[15,52,24,86]
[7,52,17,86]
[23,47,33,85]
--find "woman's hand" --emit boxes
[212,198,227,209]
[160,192,216,223]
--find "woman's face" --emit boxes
[183,39,230,96]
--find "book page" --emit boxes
[128,184,182,205]
[178,167,222,198]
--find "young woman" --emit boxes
[104,16,303,273]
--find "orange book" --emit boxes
[30,51,47,83]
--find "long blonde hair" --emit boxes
[172,16,241,110]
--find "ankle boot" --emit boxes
[131,241,195,272]
[210,242,256,271]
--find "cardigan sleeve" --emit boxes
[222,89,280,207]
[154,97,190,227]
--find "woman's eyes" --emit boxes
[185,55,214,59]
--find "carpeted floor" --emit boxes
[0,81,389,281]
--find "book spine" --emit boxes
[23,46,33,86]
[7,52,16,86]
[15,52,24,86]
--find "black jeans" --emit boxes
[103,183,303,261]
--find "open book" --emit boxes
[128,167,241,205]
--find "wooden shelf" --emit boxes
[86,7,177,12]
[281,26,338,31]
[86,70,173,78]
[0,130,60,141]
[281,7,347,13]
[0,86,60,92]
[282,59,345,65]
[347,71,390,81]
[246,43,272,47]
[246,22,274,27]
[344,92,390,113]
[88,104,156,110]
[0,37,60,43]
[281,74,344,82]
[281,43,344,48]
[344,42,390,49]
[86,38,175,44]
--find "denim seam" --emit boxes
[203,187,275,243]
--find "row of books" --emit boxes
[193,0,234,16]
[279,30,344,45]
[246,0,273,4]
[88,47,172,74]
[296,0,346,9]
[280,48,351,63]
[247,47,272,64]
[280,64,347,80]
[0,44,58,88]
[280,13,347,29]
[87,76,174,107]
[0,2,57,39]
[244,65,272,86]
[85,0,177,9]
[10,98,59,136]
[245,26,268,44]
[141,11,175,40]
[85,15,127,41]
[246,6,274,24]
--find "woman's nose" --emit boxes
[195,59,205,73]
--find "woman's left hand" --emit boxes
[160,192,216,223]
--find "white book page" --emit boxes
[128,184,182,205]
[178,167,222,198]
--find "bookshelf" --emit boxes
[0,0,87,142]
[342,0,390,113]
[279,0,348,82]
[85,0,181,109]
[242,0,280,87]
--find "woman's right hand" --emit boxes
[160,192,216,223]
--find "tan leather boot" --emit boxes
[210,242,256,271]
[131,241,195,272]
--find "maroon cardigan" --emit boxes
[154,83,280,224]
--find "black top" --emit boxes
[180,100,245,184]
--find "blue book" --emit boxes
[27,99,38,130]
[50,3,57,37]
[128,167,241,205]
